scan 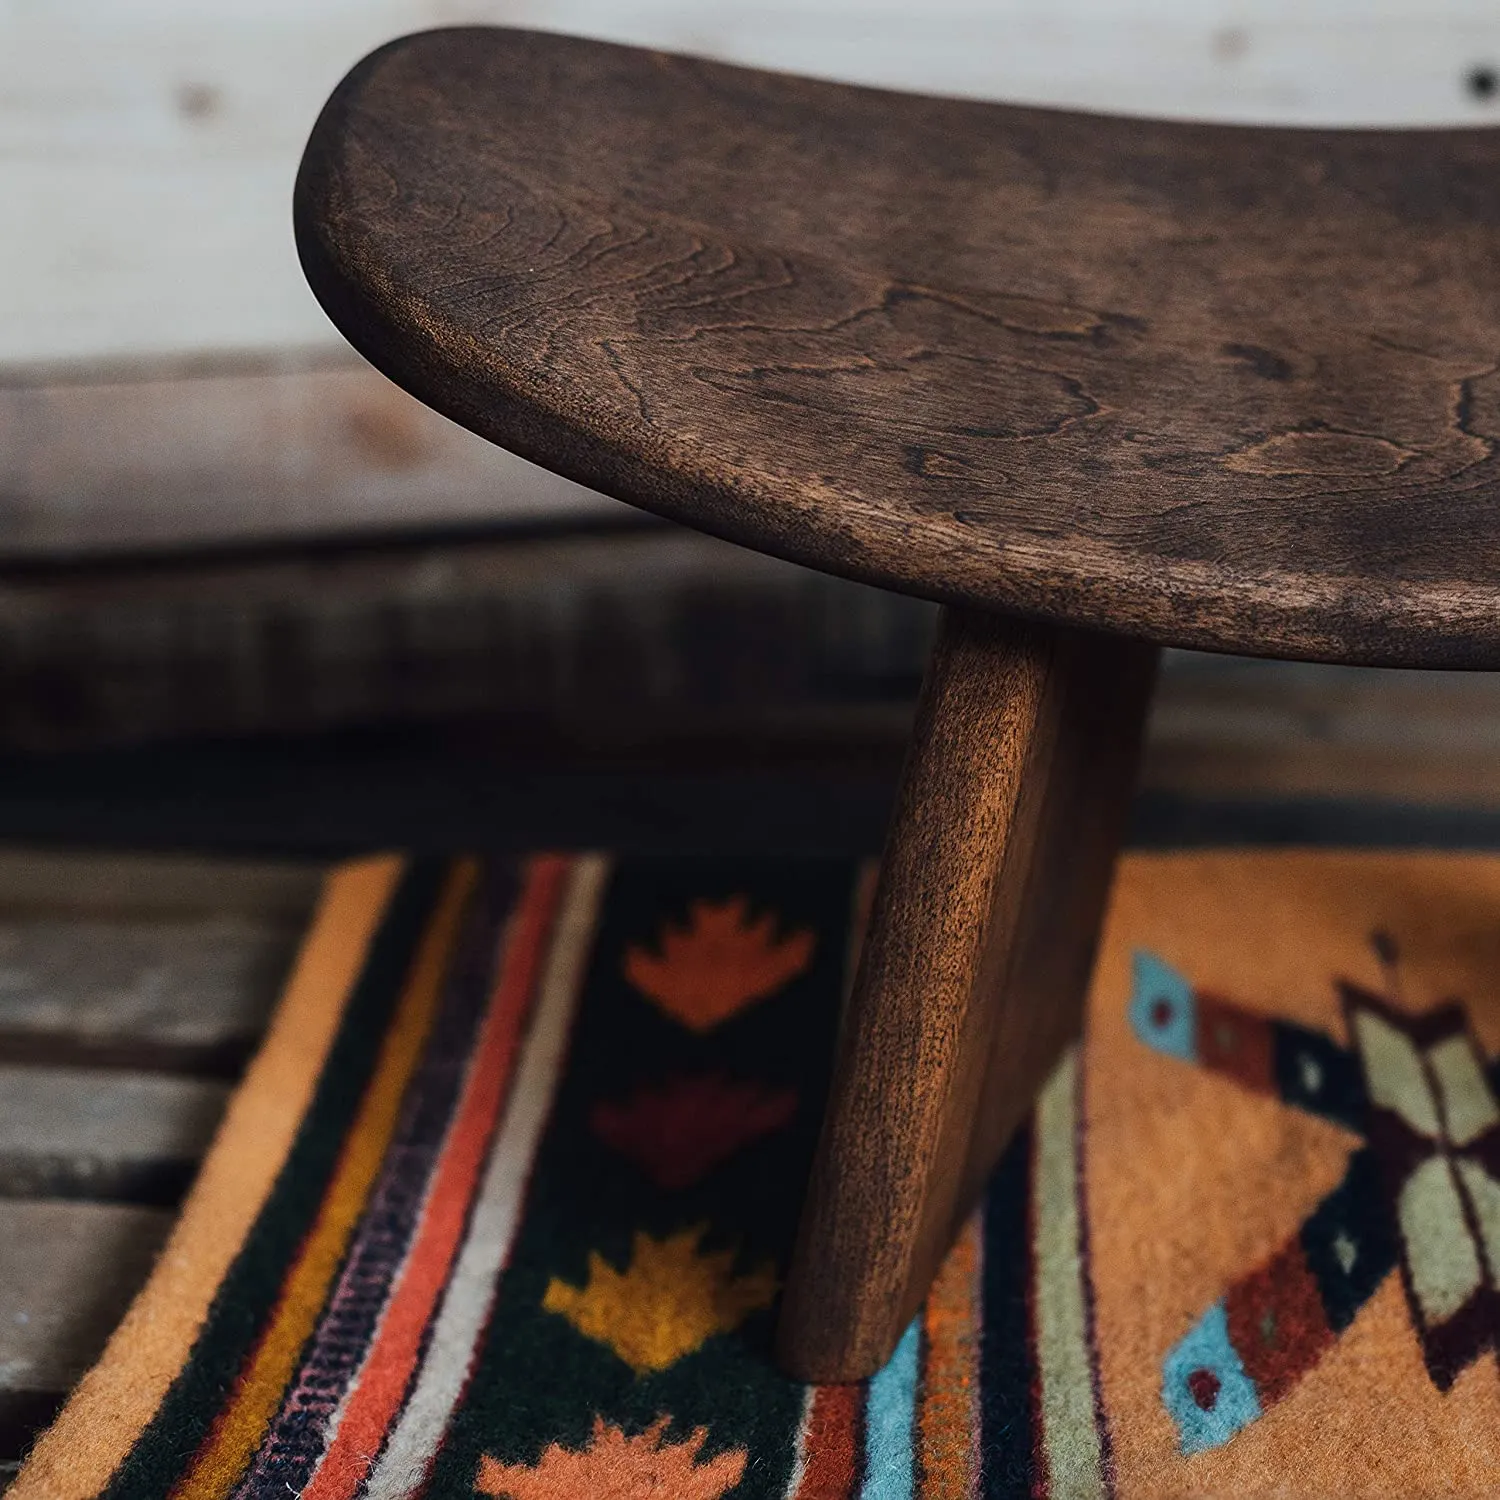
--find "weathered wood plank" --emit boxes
[0,751,904,857]
[0,851,316,1073]
[0,916,301,1075]
[0,1067,227,1203]
[0,849,319,916]
[0,847,315,1472]
[1142,657,1500,804]
[533,0,1500,127]
[0,360,625,557]
[0,685,1496,866]
[0,1200,173,1395]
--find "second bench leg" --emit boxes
[777,606,1157,1381]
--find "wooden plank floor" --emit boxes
[0,851,320,1483]
[7,702,1500,1483]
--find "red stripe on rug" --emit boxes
[793,1383,863,1498]
[303,854,571,1500]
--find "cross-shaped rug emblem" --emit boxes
[1131,934,1500,1454]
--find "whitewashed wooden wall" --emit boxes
[4,0,1500,550]
[6,0,1500,371]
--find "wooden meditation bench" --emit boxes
[295,27,1500,1380]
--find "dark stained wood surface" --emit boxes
[298,27,1500,669]
[778,610,1156,1377]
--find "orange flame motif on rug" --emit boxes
[542,1225,777,1373]
[624,897,814,1031]
[474,1415,747,1499]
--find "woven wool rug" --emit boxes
[14,849,1500,1498]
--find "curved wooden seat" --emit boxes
[295,28,1500,1384]
[298,26,1500,668]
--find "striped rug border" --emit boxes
[99,858,454,1498]
[14,852,1108,1499]
[297,854,576,1498]
[1031,1050,1113,1500]
[233,864,526,1493]
[180,859,480,1494]
[343,854,607,1499]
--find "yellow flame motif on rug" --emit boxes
[624,896,814,1032]
[542,1225,778,1373]
[474,1415,747,1499]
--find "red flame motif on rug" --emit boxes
[591,1073,798,1191]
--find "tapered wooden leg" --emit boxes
[777,606,1158,1381]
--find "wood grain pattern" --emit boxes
[778,610,1156,1379]
[298,27,1500,667]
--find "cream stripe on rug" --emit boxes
[1033,1048,1108,1500]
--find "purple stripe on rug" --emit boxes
[229,866,517,1496]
